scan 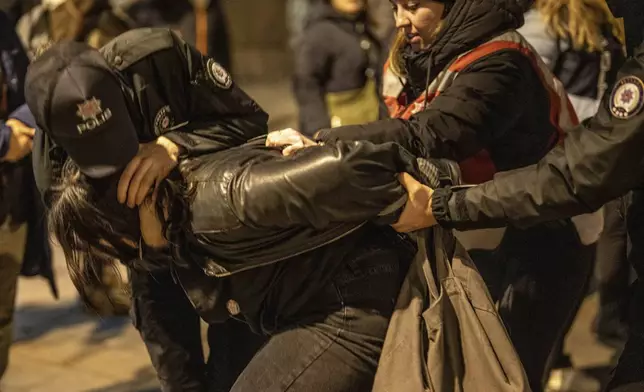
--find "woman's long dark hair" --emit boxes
[48,158,193,310]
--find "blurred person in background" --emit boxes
[287,0,316,50]
[520,0,625,122]
[120,0,231,70]
[0,9,55,383]
[288,0,395,52]
[367,0,396,46]
[517,1,627,389]
[293,0,386,135]
[16,0,136,59]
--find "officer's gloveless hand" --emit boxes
[117,136,181,208]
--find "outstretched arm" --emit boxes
[432,52,644,230]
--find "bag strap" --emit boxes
[419,227,457,300]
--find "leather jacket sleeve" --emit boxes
[162,32,268,157]
[130,268,207,392]
[195,139,417,232]
[432,50,644,230]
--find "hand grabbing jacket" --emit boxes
[154,137,420,277]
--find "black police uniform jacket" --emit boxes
[32,27,268,202]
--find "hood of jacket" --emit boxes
[404,0,524,91]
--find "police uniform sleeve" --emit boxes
[433,51,644,230]
[161,32,269,157]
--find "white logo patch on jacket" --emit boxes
[207,59,232,89]
[154,105,174,133]
[610,76,644,119]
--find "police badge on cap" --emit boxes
[207,59,232,89]
[610,76,644,119]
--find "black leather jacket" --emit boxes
[165,137,417,278]
[33,27,267,203]
[131,135,456,392]
[131,138,435,392]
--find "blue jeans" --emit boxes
[230,240,410,392]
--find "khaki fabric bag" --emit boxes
[373,228,531,392]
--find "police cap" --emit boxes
[25,41,138,179]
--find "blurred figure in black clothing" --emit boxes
[121,0,232,70]
[0,9,54,382]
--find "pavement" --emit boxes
[0,80,624,392]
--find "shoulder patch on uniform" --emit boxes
[206,59,232,89]
[610,76,644,119]
[154,105,174,133]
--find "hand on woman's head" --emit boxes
[117,136,180,208]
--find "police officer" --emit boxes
[388,3,644,390]
[28,28,269,391]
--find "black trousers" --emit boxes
[207,244,408,392]
[471,220,595,392]
[133,233,412,392]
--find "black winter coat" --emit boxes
[315,0,562,184]
[33,28,267,203]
